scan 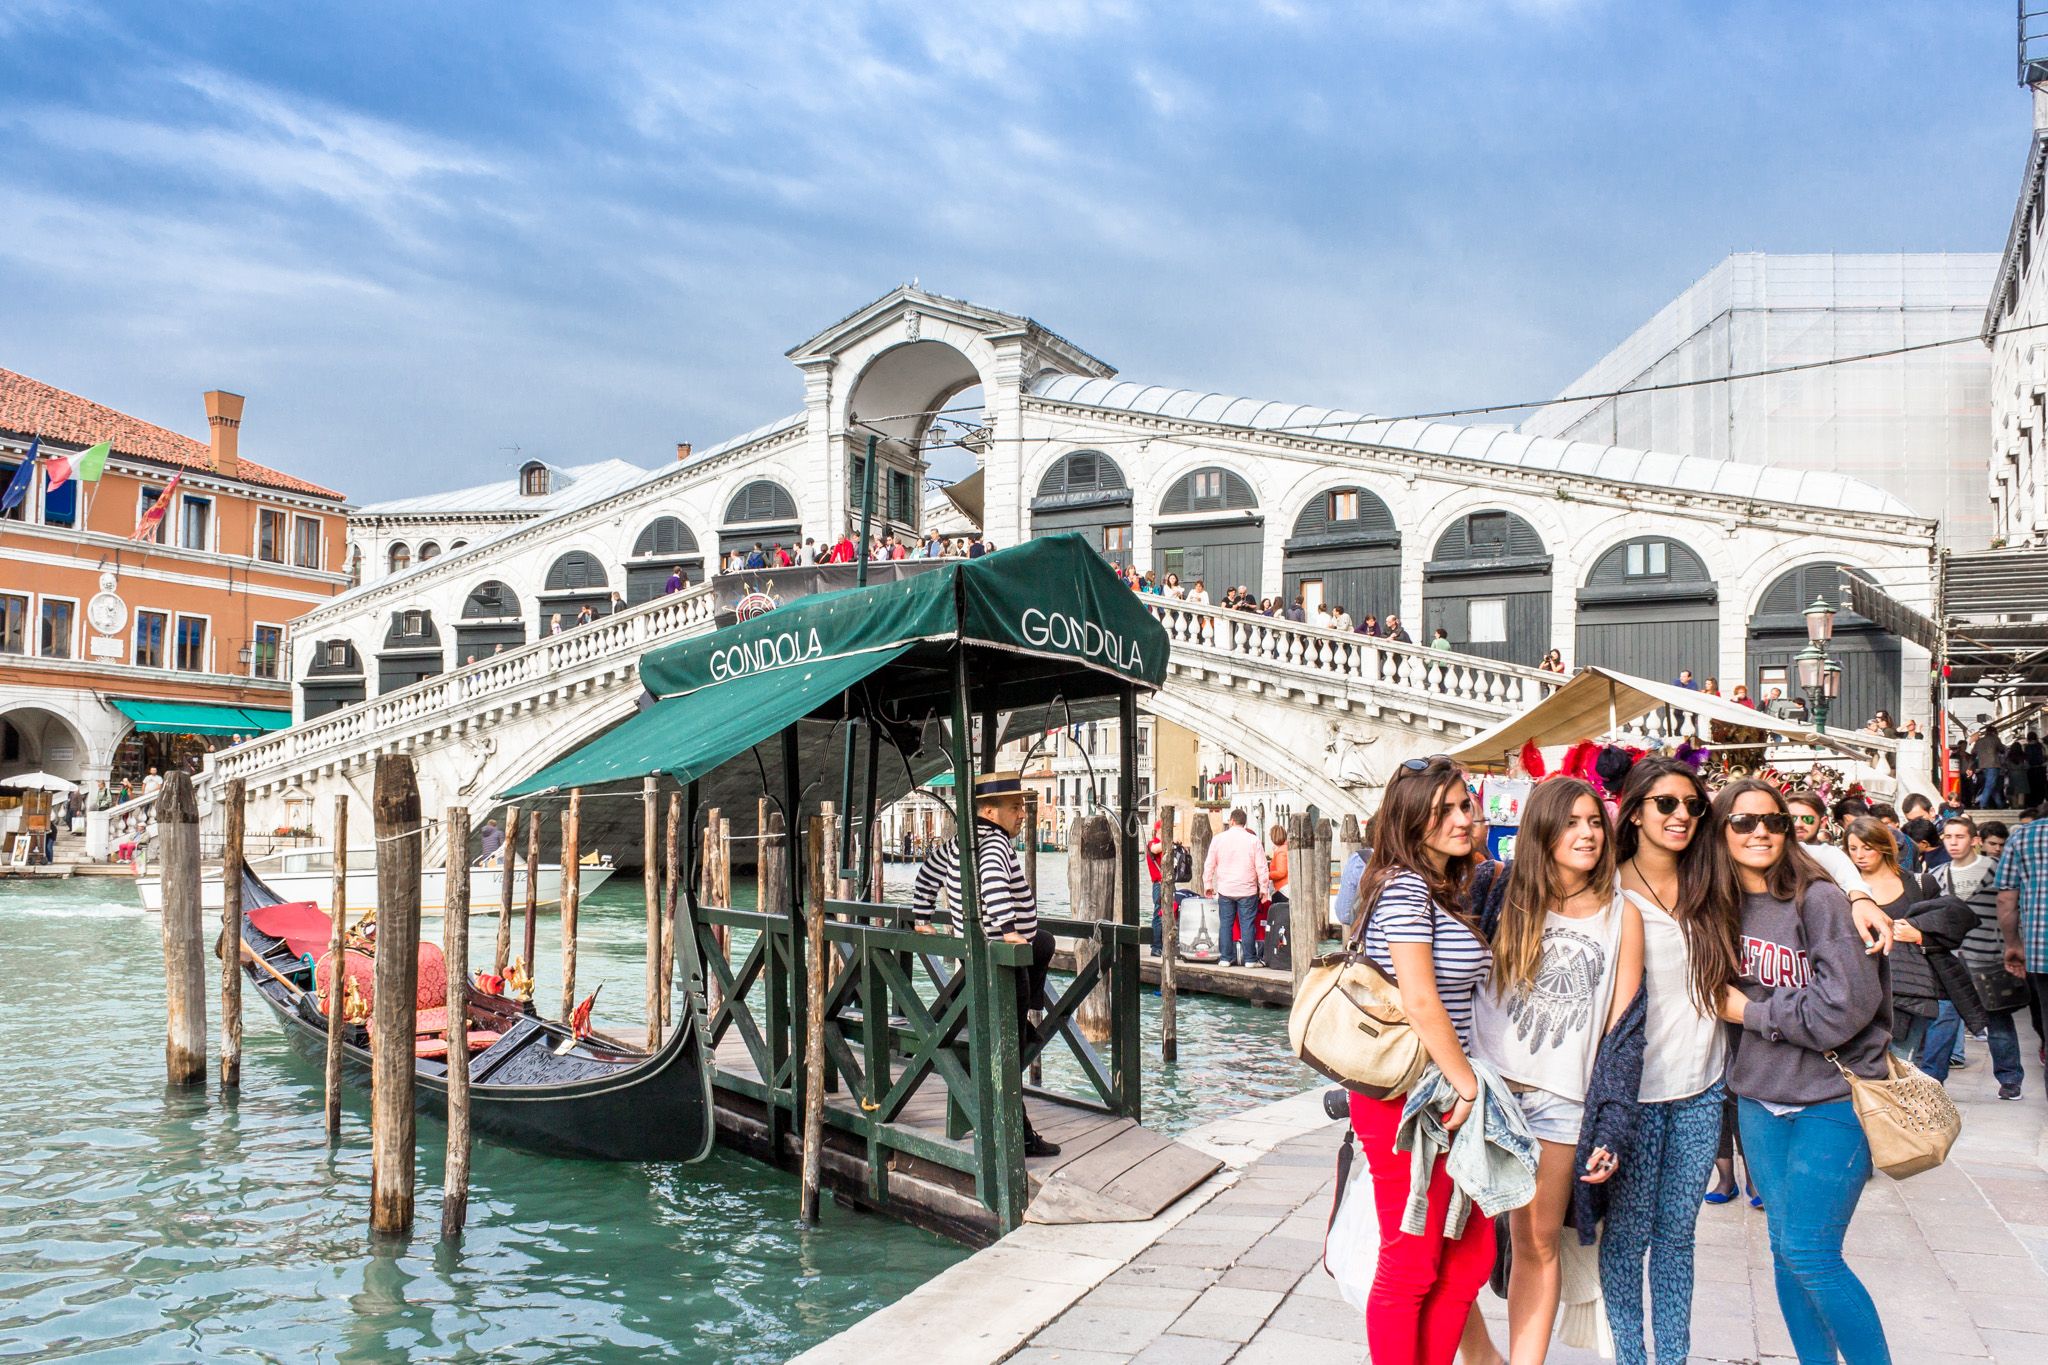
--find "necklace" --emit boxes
[1628,858,1675,914]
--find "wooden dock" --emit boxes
[710,1037,1220,1245]
[1049,946,1299,1008]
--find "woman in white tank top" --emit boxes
[1470,777,1642,1364]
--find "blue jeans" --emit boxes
[1217,894,1260,965]
[1601,1084,1723,1364]
[1150,881,1164,954]
[1737,1097,1891,1365]
[1891,1011,1931,1068]
[1917,1002,1961,1082]
[1984,1008,2026,1090]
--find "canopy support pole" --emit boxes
[1116,684,1143,1119]
[836,433,882,879]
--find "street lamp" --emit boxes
[1798,596,1841,733]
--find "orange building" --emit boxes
[1,369,349,798]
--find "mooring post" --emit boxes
[1159,804,1178,1064]
[494,805,518,979]
[158,771,206,1087]
[799,812,828,1226]
[324,794,349,1138]
[718,815,733,911]
[521,811,540,979]
[756,796,770,913]
[441,805,472,1241]
[1071,812,1115,1045]
[220,777,245,1090]
[1312,817,1334,954]
[1288,812,1316,991]
[643,776,661,1050]
[662,791,682,1033]
[370,754,422,1238]
[559,789,582,1024]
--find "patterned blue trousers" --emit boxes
[1599,1083,1724,1365]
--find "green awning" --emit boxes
[112,699,293,737]
[498,535,1170,800]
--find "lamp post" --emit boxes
[1796,596,1841,733]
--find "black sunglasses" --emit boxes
[1727,812,1794,836]
[1647,795,1710,817]
[1399,755,1454,773]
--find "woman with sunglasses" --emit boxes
[1469,776,1641,1365]
[1350,757,1494,1365]
[1702,780,1892,1365]
[1598,758,1728,1365]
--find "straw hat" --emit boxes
[972,771,1029,805]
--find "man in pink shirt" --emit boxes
[1203,808,1273,967]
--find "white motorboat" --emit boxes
[134,845,615,914]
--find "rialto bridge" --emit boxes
[198,287,1935,850]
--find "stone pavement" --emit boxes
[1011,1039,2048,1364]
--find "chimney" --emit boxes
[204,390,244,478]
[675,441,692,463]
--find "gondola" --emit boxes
[236,866,715,1163]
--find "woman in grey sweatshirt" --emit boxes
[1697,779,1892,1365]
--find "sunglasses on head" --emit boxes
[1727,812,1794,836]
[1399,755,1454,773]
[1647,795,1709,817]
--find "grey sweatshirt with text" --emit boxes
[1726,880,1891,1107]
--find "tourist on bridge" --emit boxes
[1202,809,1272,968]
[909,771,1061,1158]
[1383,614,1413,644]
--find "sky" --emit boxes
[0,0,2028,496]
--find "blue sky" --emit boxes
[0,1,2026,495]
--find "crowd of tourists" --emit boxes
[1327,754,2048,1365]
[716,533,997,573]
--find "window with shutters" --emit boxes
[293,516,323,569]
[1468,512,1509,557]
[724,480,798,525]
[1328,491,1359,523]
[632,517,695,558]
[326,640,352,668]
[545,552,607,591]
[257,510,285,562]
[888,469,915,522]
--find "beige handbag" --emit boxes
[1826,1050,1961,1180]
[1287,888,1430,1099]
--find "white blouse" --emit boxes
[1624,887,1726,1103]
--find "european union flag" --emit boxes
[0,437,38,514]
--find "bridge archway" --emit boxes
[301,639,366,718]
[1576,535,1717,685]
[1746,562,1899,724]
[1154,467,1262,599]
[378,609,443,694]
[1423,510,1552,666]
[627,516,703,601]
[844,339,993,535]
[1282,485,1399,620]
[1030,450,1132,567]
[0,703,93,781]
[456,580,526,661]
[540,550,612,627]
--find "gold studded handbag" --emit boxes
[1825,1050,1961,1180]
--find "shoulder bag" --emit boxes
[1287,880,1431,1098]
[1825,1049,1961,1180]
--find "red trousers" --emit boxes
[1349,1091,1495,1365]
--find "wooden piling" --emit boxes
[718,816,733,909]
[1288,813,1316,990]
[760,809,785,924]
[1312,817,1334,947]
[441,805,472,1241]
[521,811,540,979]
[756,796,771,911]
[644,776,661,1050]
[324,795,348,1138]
[661,792,681,1031]
[1069,812,1116,1045]
[559,789,582,1024]
[799,813,828,1226]
[220,777,245,1090]
[158,771,206,1086]
[370,755,422,1237]
[494,805,518,978]
[1158,805,1178,1064]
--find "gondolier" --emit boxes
[911,770,1062,1158]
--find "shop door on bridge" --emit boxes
[1153,467,1262,597]
[539,551,614,630]
[1575,536,1718,685]
[377,609,445,694]
[455,580,527,661]
[717,480,802,565]
[1746,562,1900,726]
[1030,450,1133,569]
[1422,510,1552,666]
[300,639,367,718]
[1282,486,1400,620]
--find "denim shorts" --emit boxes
[1514,1088,1586,1146]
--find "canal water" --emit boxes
[1,858,1302,1362]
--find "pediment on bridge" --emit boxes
[785,284,1116,380]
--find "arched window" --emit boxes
[1430,510,1546,563]
[544,551,608,592]
[1036,450,1129,501]
[419,541,441,562]
[450,540,468,552]
[348,545,362,586]
[632,516,699,558]
[1159,467,1257,515]
[722,480,799,525]
[1289,486,1396,542]
[462,580,522,619]
[388,543,411,573]
[520,460,551,497]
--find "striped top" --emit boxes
[1359,869,1492,1046]
[911,818,1038,937]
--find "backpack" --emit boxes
[1172,843,1193,883]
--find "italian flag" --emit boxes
[43,441,110,491]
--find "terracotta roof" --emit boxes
[0,367,345,501]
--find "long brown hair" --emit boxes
[1844,816,1901,878]
[1492,778,1614,996]
[1357,760,1478,930]
[1682,778,1829,994]
[1615,757,1725,1016]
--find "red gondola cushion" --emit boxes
[316,949,376,1018]
[248,900,333,959]
[414,1031,502,1059]
[317,941,450,1017]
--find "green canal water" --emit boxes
[1,862,1302,1362]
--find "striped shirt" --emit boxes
[1359,869,1491,1046]
[911,817,1038,937]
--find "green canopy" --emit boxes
[112,699,292,737]
[502,534,1167,798]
